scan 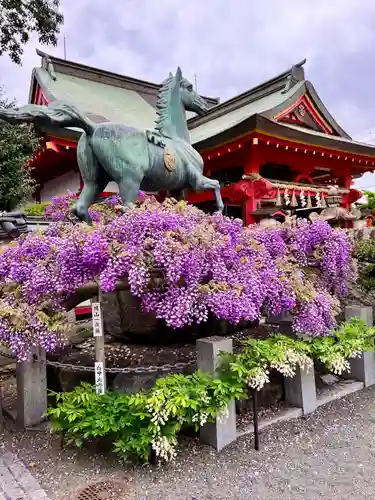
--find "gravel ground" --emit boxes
[2,387,375,499]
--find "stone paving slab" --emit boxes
[0,452,49,500]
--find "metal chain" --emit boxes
[0,349,16,360]
[44,359,196,374]
[0,346,196,374]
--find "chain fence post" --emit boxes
[92,284,106,394]
[197,336,236,451]
[345,305,375,387]
[16,346,47,428]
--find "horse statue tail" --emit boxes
[0,100,95,136]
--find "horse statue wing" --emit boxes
[0,100,95,135]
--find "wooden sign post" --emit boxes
[92,286,106,395]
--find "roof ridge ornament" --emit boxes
[281,58,307,94]
[41,55,57,81]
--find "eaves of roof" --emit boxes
[193,114,375,159]
[260,80,350,139]
[188,59,306,128]
[35,49,220,107]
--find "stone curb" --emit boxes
[0,452,50,499]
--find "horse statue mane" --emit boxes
[155,73,174,135]
[154,69,194,141]
[0,67,224,223]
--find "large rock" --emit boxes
[113,372,162,393]
[56,351,95,392]
[101,289,243,342]
[112,361,196,394]
[101,290,158,339]
[51,339,198,393]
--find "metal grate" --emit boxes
[74,480,131,500]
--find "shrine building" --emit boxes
[27,50,375,224]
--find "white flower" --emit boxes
[152,435,177,462]
[270,349,313,378]
[192,410,209,426]
[285,349,313,372]
[248,367,269,390]
[329,354,351,375]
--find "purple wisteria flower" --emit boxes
[0,195,353,360]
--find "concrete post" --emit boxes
[267,313,316,414]
[284,366,317,415]
[345,305,375,387]
[196,336,236,451]
[16,347,47,428]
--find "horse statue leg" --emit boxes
[74,171,111,223]
[169,189,186,202]
[115,167,144,210]
[73,134,111,223]
[188,172,224,213]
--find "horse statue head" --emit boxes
[176,68,208,117]
[155,66,208,142]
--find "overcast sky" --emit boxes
[1,0,375,189]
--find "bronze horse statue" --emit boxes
[0,67,224,223]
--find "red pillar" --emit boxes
[243,143,260,225]
[244,143,260,176]
[342,169,352,209]
[243,197,257,225]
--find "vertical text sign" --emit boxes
[94,361,105,395]
[92,302,103,337]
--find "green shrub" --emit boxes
[23,201,51,217]
[47,318,374,463]
[355,240,375,264]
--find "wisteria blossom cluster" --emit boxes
[250,219,353,334]
[0,195,353,359]
[44,192,124,223]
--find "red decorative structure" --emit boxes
[366,214,375,227]
[26,51,375,225]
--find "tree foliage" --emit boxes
[0,0,63,64]
[366,191,375,210]
[355,238,375,290]
[359,191,375,212]
[0,87,39,211]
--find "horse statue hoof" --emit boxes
[120,203,135,212]
[71,207,92,225]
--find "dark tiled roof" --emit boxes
[0,212,29,240]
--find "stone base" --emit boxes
[345,306,375,387]
[349,352,375,387]
[284,366,317,415]
[316,380,364,407]
[197,337,236,451]
[200,401,236,451]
